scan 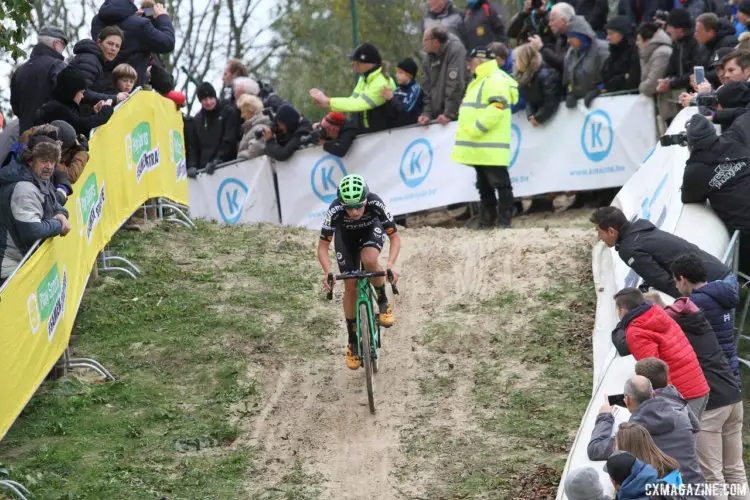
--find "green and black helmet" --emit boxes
[337,174,369,207]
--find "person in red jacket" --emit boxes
[611,287,710,418]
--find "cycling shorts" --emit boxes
[334,220,385,273]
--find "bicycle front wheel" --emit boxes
[360,302,375,414]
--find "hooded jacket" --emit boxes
[601,38,641,92]
[614,218,730,297]
[68,39,118,105]
[690,281,742,385]
[421,33,467,121]
[0,161,67,280]
[10,44,68,134]
[90,0,176,85]
[423,1,467,44]
[587,389,706,489]
[519,63,562,124]
[664,298,741,411]
[464,0,507,51]
[187,101,240,169]
[617,458,660,500]
[639,30,673,96]
[612,303,709,401]
[666,33,708,92]
[264,105,312,162]
[563,16,610,98]
[237,113,272,160]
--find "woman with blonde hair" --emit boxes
[513,43,562,128]
[616,422,683,487]
[236,94,271,159]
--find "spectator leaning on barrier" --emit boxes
[233,77,286,113]
[508,0,555,48]
[451,46,518,229]
[91,0,176,85]
[262,103,312,162]
[586,375,706,487]
[564,467,612,500]
[601,16,641,92]
[236,94,271,160]
[637,22,673,97]
[530,2,576,74]
[513,43,562,127]
[563,15,609,108]
[615,422,683,487]
[419,26,467,125]
[423,0,467,45]
[611,287,710,415]
[69,26,128,107]
[382,58,424,127]
[310,112,358,158]
[310,43,395,134]
[36,67,114,137]
[464,0,507,51]
[0,137,70,285]
[695,13,739,87]
[10,26,69,135]
[186,82,239,177]
[221,58,248,106]
[604,451,662,500]
[589,206,731,297]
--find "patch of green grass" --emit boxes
[0,222,326,499]
[254,459,324,500]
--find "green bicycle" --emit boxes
[327,269,398,414]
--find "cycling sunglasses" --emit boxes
[344,202,365,210]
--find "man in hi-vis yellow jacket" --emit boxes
[452,46,518,228]
[310,43,395,134]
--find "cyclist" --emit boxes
[318,174,401,370]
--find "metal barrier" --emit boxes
[721,230,750,370]
[0,480,30,500]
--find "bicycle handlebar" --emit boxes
[326,270,399,300]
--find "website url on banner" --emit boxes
[569,165,626,176]
[390,188,437,203]
[307,209,328,220]
[511,176,529,184]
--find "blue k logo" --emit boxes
[509,123,521,169]
[216,177,249,224]
[581,110,613,162]
[399,139,433,188]
[311,155,347,203]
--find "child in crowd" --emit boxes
[381,58,424,127]
[113,63,137,96]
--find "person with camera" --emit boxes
[306,112,358,159]
[262,104,312,162]
[681,113,750,273]
[185,82,240,178]
[91,0,176,86]
[508,0,554,48]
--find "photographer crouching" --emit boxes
[261,104,312,162]
[305,112,357,158]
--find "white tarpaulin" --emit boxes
[275,94,657,228]
[188,158,279,224]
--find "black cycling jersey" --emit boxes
[320,193,397,241]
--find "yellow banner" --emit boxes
[0,91,188,440]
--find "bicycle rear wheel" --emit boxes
[359,303,375,414]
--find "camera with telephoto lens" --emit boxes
[659,132,688,147]
[254,129,264,140]
[696,93,719,108]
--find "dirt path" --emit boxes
[242,216,594,499]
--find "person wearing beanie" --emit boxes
[309,42,395,134]
[682,112,750,274]
[601,16,641,92]
[186,81,240,177]
[564,467,611,500]
[381,57,425,127]
[36,66,114,137]
[262,103,312,162]
[708,80,750,128]
[604,451,661,500]
[563,15,609,107]
[0,135,70,285]
[452,45,519,228]
[307,111,358,158]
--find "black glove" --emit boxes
[204,160,218,175]
[583,89,600,108]
[187,167,198,179]
[55,187,68,206]
[565,94,577,109]
[77,134,89,152]
[638,283,651,293]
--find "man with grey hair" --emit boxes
[10,26,69,134]
[587,375,706,489]
[418,25,467,126]
[422,0,466,46]
[529,2,575,73]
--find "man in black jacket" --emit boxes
[601,16,641,92]
[311,112,357,158]
[695,13,738,87]
[682,113,750,273]
[262,104,312,162]
[186,82,239,178]
[10,26,69,134]
[590,206,731,297]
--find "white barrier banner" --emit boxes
[276,95,657,228]
[188,158,279,224]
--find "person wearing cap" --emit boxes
[309,42,395,134]
[381,58,424,128]
[682,113,750,273]
[418,26,468,126]
[262,103,312,162]
[185,82,240,177]
[601,16,641,93]
[604,451,661,500]
[563,15,609,108]
[310,112,358,158]
[36,66,114,137]
[0,137,70,286]
[564,466,612,500]
[10,26,69,135]
[451,46,519,228]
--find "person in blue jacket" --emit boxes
[382,58,424,127]
[604,451,661,500]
